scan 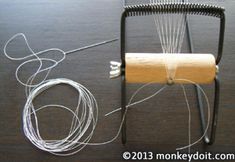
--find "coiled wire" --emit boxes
[23,78,98,156]
[123,3,224,18]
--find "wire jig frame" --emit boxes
[120,3,225,145]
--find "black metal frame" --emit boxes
[120,3,225,144]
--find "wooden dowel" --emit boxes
[126,53,216,84]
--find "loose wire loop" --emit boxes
[23,78,98,156]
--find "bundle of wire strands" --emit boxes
[23,78,98,156]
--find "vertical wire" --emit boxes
[181,84,191,161]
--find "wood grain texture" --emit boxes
[0,0,235,162]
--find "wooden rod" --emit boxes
[126,53,216,84]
